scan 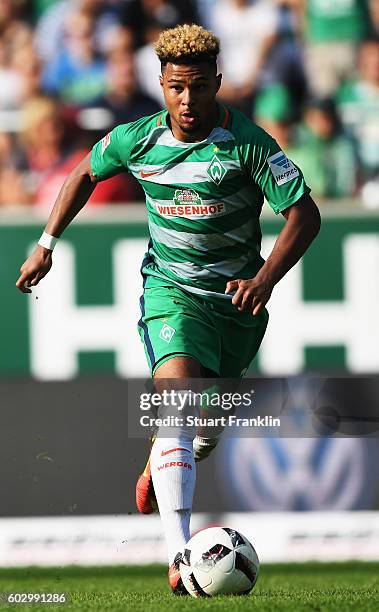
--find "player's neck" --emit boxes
[169,104,219,143]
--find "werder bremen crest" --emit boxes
[207,155,227,185]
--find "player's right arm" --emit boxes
[16,152,97,293]
[16,120,138,293]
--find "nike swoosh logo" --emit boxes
[140,169,161,178]
[161,447,190,457]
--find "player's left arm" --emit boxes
[225,193,320,314]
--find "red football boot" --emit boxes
[168,552,188,596]
[135,446,157,514]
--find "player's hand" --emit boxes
[16,246,53,294]
[225,276,273,315]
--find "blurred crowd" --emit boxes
[0,0,379,209]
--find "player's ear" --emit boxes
[159,74,164,90]
[216,73,222,93]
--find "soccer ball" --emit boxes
[179,527,259,597]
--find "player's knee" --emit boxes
[155,389,199,442]
[193,435,220,462]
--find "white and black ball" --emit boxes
[179,527,259,597]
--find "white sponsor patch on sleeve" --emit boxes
[267,151,299,186]
[101,132,111,155]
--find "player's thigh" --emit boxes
[138,286,221,376]
[154,355,202,378]
[218,307,269,378]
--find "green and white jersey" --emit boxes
[91,105,310,302]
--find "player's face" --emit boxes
[160,62,221,142]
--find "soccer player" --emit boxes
[16,25,320,594]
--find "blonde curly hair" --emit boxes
[154,24,219,66]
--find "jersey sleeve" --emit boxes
[91,124,134,181]
[243,126,311,214]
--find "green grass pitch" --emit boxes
[0,563,378,611]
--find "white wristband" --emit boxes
[38,232,58,251]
